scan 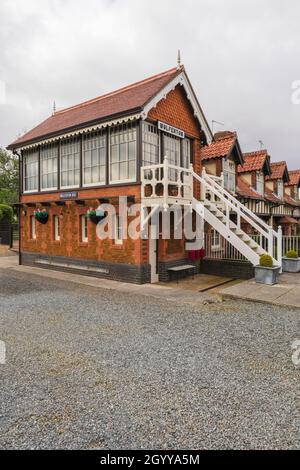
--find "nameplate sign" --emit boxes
[60,191,78,200]
[158,121,185,139]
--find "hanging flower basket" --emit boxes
[87,208,106,225]
[34,209,49,224]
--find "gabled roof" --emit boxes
[284,193,299,207]
[201,131,244,164]
[238,150,271,175]
[265,161,290,183]
[264,187,282,204]
[278,216,300,224]
[236,176,264,200]
[9,67,180,148]
[8,65,213,150]
[285,170,300,187]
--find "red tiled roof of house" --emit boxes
[278,216,300,224]
[265,161,288,181]
[264,187,281,204]
[9,67,181,148]
[286,170,300,187]
[236,176,264,200]
[201,132,237,160]
[237,150,269,173]
[284,193,299,207]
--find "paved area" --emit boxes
[1,256,221,306]
[0,257,300,449]
[0,245,17,257]
[160,273,240,292]
[221,273,300,309]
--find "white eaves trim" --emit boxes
[141,71,213,144]
[18,113,141,151]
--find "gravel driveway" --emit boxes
[0,266,299,449]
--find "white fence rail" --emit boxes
[204,233,300,262]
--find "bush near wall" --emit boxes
[0,204,14,224]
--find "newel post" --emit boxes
[200,167,206,201]
[163,156,168,211]
[277,225,283,271]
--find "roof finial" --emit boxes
[53,100,56,115]
[177,50,181,69]
[259,139,264,149]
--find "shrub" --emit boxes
[285,249,298,259]
[0,204,13,224]
[259,253,273,268]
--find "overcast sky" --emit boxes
[1,0,300,168]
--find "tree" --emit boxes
[0,148,19,206]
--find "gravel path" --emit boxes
[0,266,299,449]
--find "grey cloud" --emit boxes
[0,0,300,168]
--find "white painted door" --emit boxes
[149,236,159,283]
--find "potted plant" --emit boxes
[255,254,281,285]
[34,209,49,224]
[87,208,105,225]
[282,250,300,273]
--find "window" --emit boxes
[142,122,159,166]
[41,143,58,190]
[256,171,264,195]
[23,149,38,192]
[163,134,181,181]
[80,215,88,243]
[163,134,181,166]
[83,131,106,186]
[30,216,36,239]
[182,138,191,169]
[211,230,221,250]
[223,158,236,193]
[60,137,80,188]
[277,180,284,199]
[114,214,123,245]
[53,215,60,241]
[110,123,136,182]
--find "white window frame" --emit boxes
[60,138,80,190]
[40,143,58,191]
[256,171,264,195]
[277,180,284,199]
[83,131,106,187]
[142,122,160,167]
[23,150,39,194]
[211,229,221,250]
[223,158,236,193]
[109,124,137,184]
[53,215,60,241]
[30,216,36,240]
[114,214,123,245]
[81,215,88,243]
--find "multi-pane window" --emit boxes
[114,214,123,245]
[80,215,88,243]
[30,216,36,239]
[163,134,181,181]
[110,123,137,182]
[23,149,38,192]
[277,180,284,199]
[256,171,264,195]
[142,122,159,166]
[223,158,236,193]
[163,134,181,166]
[60,137,80,188]
[182,138,191,169]
[41,143,58,190]
[83,131,106,186]
[53,215,60,241]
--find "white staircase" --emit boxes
[141,159,282,268]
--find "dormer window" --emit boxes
[277,180,284,199]
[223,158,236,193]
[256,171,264,195]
